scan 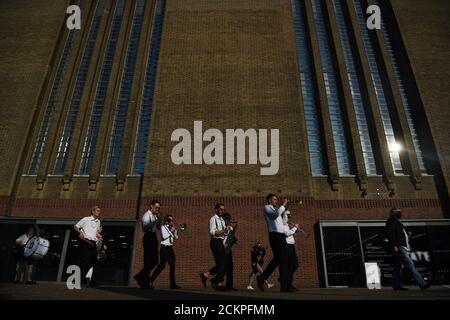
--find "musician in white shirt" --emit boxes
[148,214,181,289]
[134,200,162,289]
[257,194,291,292]
[282,211,299,291]
[200,203,231,291]
[74,206,102,287]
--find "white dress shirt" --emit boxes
[282,213,298,244]
[263,204,286,233]
[209,214,226,239]
[75,216,101,241]
[142,210,159,233]
[283,224,298,244]
[160,224,178,246]
[402,229,411,252]
[16,234,31,246]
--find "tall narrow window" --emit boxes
[333,0,378,175]
[311,0,353,175]
[373,0,428,173]
[132,0,166,174]
[29,30,77,175]
[79,0,126,175]
[106,0,146,175]
[54,0,106,175]
[291,0,326,176]
[28,1,86,175]
[353,0,403,174]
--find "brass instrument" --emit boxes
[162,214,187,231]
[173,222,187,231]
[282,198,303,206]
[287,221,310,238]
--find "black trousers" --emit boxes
[286,244,299,286]
[149,245,176,286]
[261,232,289,289]
[209,238,227,283]
[210,249,233,288]
[136,232,159,281]
[80,240,99,285]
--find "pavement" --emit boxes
[1,282,450,300]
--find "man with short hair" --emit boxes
[74,206,102,287]
[257,194,292,292]
[200,203,231,291]
[134,200,162,289]
[282,210,299,291]
[386,207,431,291]
[149,214,181,289]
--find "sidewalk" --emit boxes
[1,282,449,300]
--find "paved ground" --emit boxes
[1,282,450,300]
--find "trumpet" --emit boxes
[167,219,187,231]
[174,222,187,231]
[160,213,187,231]
[283,198,303,206]
[287,221,311,238]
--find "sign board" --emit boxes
[365,262,381,289]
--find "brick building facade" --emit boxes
[0,0,449,288]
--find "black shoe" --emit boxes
[25,280,36,285]
[170,285,181,289]
[214,286,226,291]
[225,287,238,291]
[420,283,431,290]
[139,283,153,290]
[199,273,207,288]
[134,274,149,289]
[256,275,265,291]
[393,287,409,291]
[289,286,299,292]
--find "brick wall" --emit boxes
[131,196,443,288]
[4,195,445,288]
[10,198,137,220]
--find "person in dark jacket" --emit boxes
[385,208,430,290]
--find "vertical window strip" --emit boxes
[132,0,166,174]
[106,0,147,175]
[311,0,353,175]
[333,0,377,175]
[79,0,126,175]
[28,30,77,175]
[28,0,87,175]
[373,0,427,173]
[291,0,326,176]
[54,0,106,175]
[353,0,403,174]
